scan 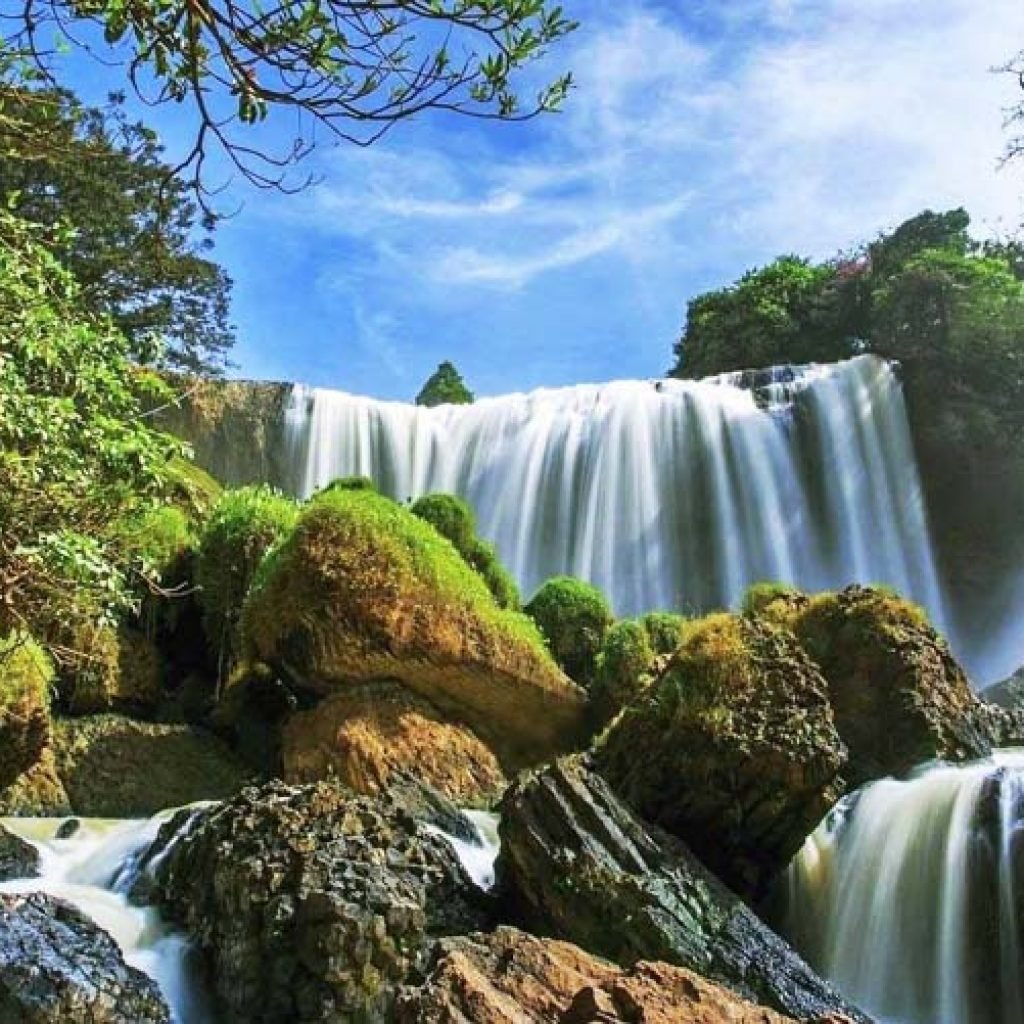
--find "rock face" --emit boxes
[791,586,1010,786]
[397,926,818,1023]
[0,892,170,1023]
[282,682,506,806]
[0,715,249,817]
[497,757,867,1023]
[0,633,53,791]
[141,779,490,1023]
[0,824,40,880]
[596,614,846,896]
[243,488,588,769]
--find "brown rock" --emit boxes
[282,681,506,805]
[397,927,814,1023]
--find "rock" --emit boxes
[242,487,588,770]
[54,819,80,840]
[497,757,867,1023]
[791,586,1004,786]
[981,664,1024,710]
[43,715,248,817]
[397,926,823,1023]
[214,662,298,775]
[0,747,72,817]
[282,681,506,806]
[0,633,53,790]
[0,825,39,880]
[140,779,491,1023]
[595,614,846,896]
[0,892,170,1022]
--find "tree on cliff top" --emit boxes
[3,1,576,202]
[0,84,234,374]
[416,361,475,407]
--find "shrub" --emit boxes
[593,619,654,721]
[320,475,377,494]
[196,486,299,675]
[411,493,520,609]
[639,611,687,655]
[524,576,613,687]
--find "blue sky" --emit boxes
[63,0,1024,399]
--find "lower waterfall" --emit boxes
[284,354,951,639]
[782,752,1024,1024]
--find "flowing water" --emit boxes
[782,751,1024,1024]
[282,354,952,644]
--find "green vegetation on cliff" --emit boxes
[415,361,475,407]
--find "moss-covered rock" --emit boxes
[243,488,587,770]
[638,611,688,655]
[59,625,163,717]
[595,614,846,898]
[524,576,613,688]
[0,634,53,791]
[790,584,994,786]
[163,455,223,521]
[592,620,655,723]
[411,493,520,610]
[740,582,807,627]
[282,681,506,806]
[0,748,71,817]
[196,486,298,675]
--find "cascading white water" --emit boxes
[0,814,212,1023]
[782,752,1024,1024]
[284,354,950,634]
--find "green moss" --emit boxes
[116,505,195,578]
[163,455,223,520]
[411,493,520,610]
[593,619,655,721]
[638,612,687,655]
[196,486,299,674]
[0,633,53,789]
[524,576,614,687]
[319,475,377,494]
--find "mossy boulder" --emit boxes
[638,611,688,656]
[0,749,71,817]
[0,634,53,790]
[58,625,163,717]
[790,585,996,786]
[524,576,613,688]
[740,582,808,628]
[595,614,846,898]
[282,681,506,806]
[196,486,299,675]
[242,488,587,770]
[163,455,223,520]
[411,493,520,610]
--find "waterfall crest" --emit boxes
[782,753,1024,1024]
[284,354,948,631]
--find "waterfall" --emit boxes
[283,354,950,635]
[782,753,1024,1024]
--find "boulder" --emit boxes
[397,926,824,1023]
[242,488,588,769]
[0,633,53,790]
[497,757,867,1023]
[0,715,249,818]
[0,892,170,1022]
[0,824,39,880]
[139,779,490,1023]
[595,614,846,896]
[791,586,1010,786]
[282,681,506,806]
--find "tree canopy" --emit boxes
[0,82,234,374]
[416,360,474,407]
[5,0,576,198]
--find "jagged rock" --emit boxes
[242,487,588,770]
[0,825,39,880]
[0,892,170,1022]
[497,757,868,1023]
[139,779,490,1023]
[282,681,506,806]
[983,664,1024,709]
[397,926,827,1023]
[791,586,1015,786]
[54,818,80,840]
[596,614,846,896]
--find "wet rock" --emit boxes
[397,926,826,1023]
[54,818,80,840]
[596,614,846,896]
[282,681,506,806]
[141,779,490,1023]
[0,747,71,817]
[0,825,39,880]
[0,892,170,1022]
[497,757,868,1023]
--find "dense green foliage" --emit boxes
[0,85,235,374]
[593,619,654,721]
[638,611,687,655]
[0,631,53,788]
[525,576,613,686]
[415,361,475,407]
[8,1,575,195]
[0,209,180,657]
[196,486,298,675]
[410,493,520,609]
